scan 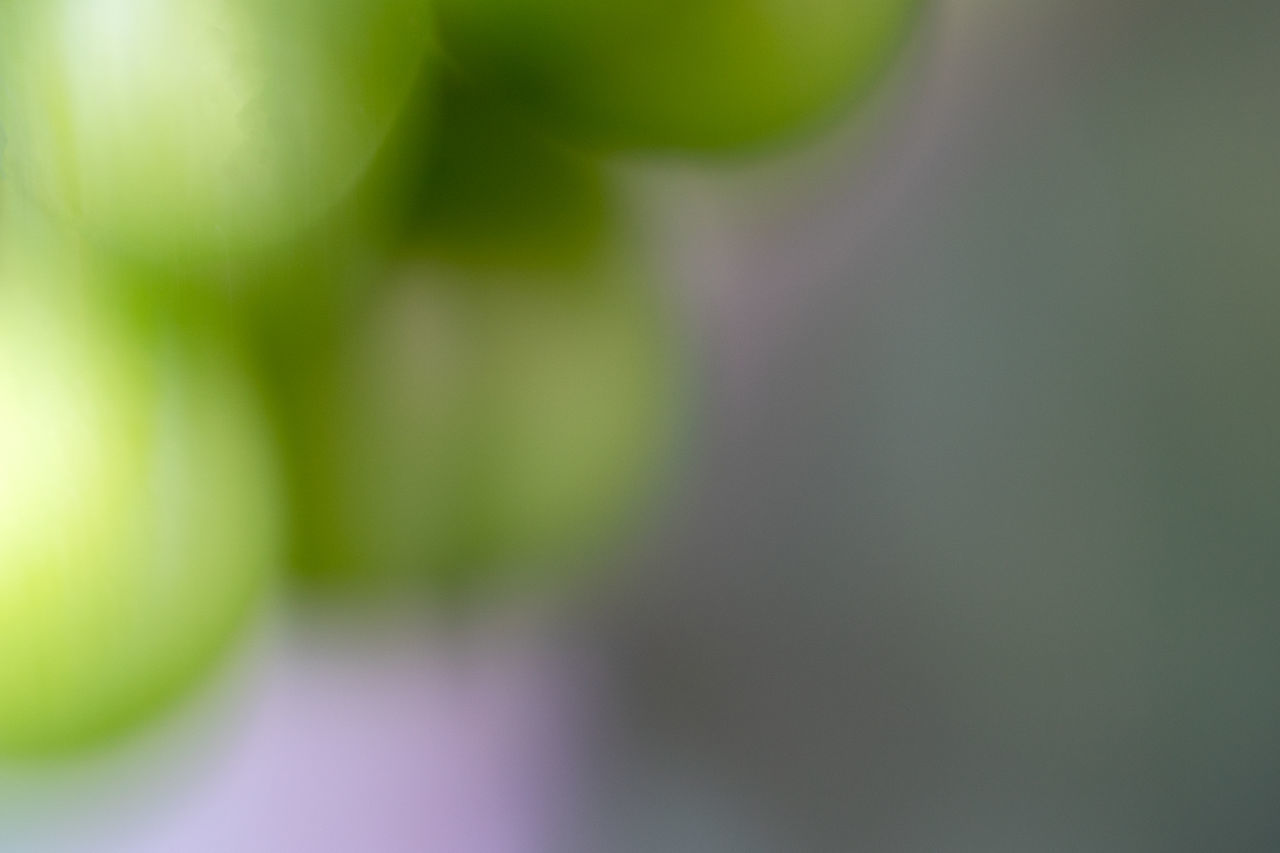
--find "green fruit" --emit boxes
[267,88,682,597]
[433,0,924,152]
[0,0,433,265]
[0,204,280,756]
[288,255,677,598]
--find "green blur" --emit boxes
[0,0,434,267]
[0,195,281,756]
[0,0,919,756]
[433,0,924,152]
[262,84,683,599]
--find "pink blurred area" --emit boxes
[133,626,580,853]
[1,610,590,853]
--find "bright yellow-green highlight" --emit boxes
[0,0,433,264]
[434,0,924,152]
[0,212,280,756]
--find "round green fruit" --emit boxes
[0,214,280,756]
[266,86,686,594]
[264,87,682,598]
[0,0,433,264]
[284,256,679,598]
[433,0,924,152]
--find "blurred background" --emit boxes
[4,0,1280,850]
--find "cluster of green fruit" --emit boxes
[0,0,921,756]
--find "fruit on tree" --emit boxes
[0,203,281,755]
[433,0,924,152]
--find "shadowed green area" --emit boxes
[408,77,614,272]
[434,0,925,153]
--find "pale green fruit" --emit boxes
[264,83,682,599]
[0,210,280,756]
[238,80,680,599]
[433,0,925,152]
[0,0,433,264]
[285,256,679,597]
